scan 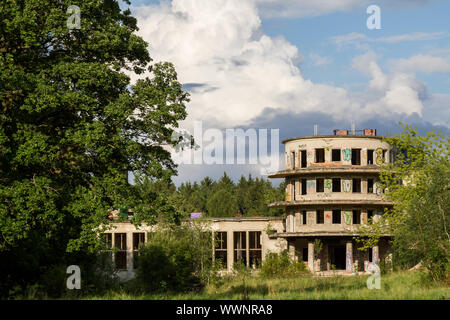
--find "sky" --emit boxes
[123,0,450,185]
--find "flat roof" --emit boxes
[282,135,384,144]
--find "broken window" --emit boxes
[215,232,227,269]
[332,210,341,224]
[316,210,324,224]
[132,233,145,269]
[316,178,324,192]
[367,149,374,164]
[367,210,374,224]
[332,149,341,161]
[351,149,361,165]
[301,150,307,168]
[352,178,361,193]
[352,210,361,224]
[332,178,341,192]
[249,231,262,268]
[367,179,374,193]
[301,179,307,195]
[233,232,247,265]
[315,148,325,163]
[301,211,307,225]
[114,233,127,270]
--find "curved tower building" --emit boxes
[268,128,393,273]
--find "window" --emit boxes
[302,248,308,262]
[316,210,324,224]
[315,148,325,163]
[367,149,374,164]
[367,179,374,193]
[290,151,295,169]
[367,210,374,224]
[233,232,246,265]
[132,233,145,269]
[352,210,361,224]
[249,231,262,268]
[301,150,307,168]
[316,178,324,192]
[215,232,227,268]
[332,178,341,192]
[300,211,307,225]
[332,210,341,224]
[332,149,341,161]
[102,233,112,249]
[352,178,361,193]
[301,179,307,195]
[114,233,127,270]
[351,149,361,165]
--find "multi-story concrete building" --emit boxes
[267,128,393,273]
[105,128,392,280]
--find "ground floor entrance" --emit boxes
[330,246,346,270]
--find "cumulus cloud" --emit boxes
[332,32,446,47]
[309,53,332,67]
[388,54,450,74]
[131,0,434,131]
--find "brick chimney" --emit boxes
[363,129,376,136]
[333,129,348,136]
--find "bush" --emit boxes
[135,223,212,292]
[261,251,309,278]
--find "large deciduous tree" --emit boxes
[0,0,189,295]
[356,124,449,281]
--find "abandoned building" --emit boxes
[267,128,393,273]
[104,128,393,280]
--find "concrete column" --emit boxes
[346,240,353,272]
[373,245,379,264]
[324,244,330,271]
[246,231,250,267]
[227,231,233,271]
[288,240,296,261]
[308,241,314,272]
[126,232,133,274]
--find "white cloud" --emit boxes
[388,54,450,74]
[332,32,446,47]
[131,0,432,131]
[309,53,332,67]
[254,0,368,18]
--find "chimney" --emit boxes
[333,129,348,136]
[314,124,318,136]
[364,129,377,136]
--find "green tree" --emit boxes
[0,0,189,295]
[206,189,238,217]
[356,124,449,281]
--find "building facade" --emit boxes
[105,128,392,280]
[267,128,393,273]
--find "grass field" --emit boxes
[85,271,449,300]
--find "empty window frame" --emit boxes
[367,149,374,164]
[233,232,247,265]
[301,150,307,168]
[367,210,374,224]
[352,178,361,193]
[352,210,361,224]
[332,178,341,192]
[300,211,307,225]
[132,233,145,269]
[215,232,228,268]
[316,178,324,192]
[102,233,112,249]
[367,178,374,193]
[249,231,262,268]
[301,179,307,195]
[332,149,341,161]
[316,210,324,224]
[351,149,361,165]
[114,233,127,270]
[315,148,325,163]
[332,210,341,224]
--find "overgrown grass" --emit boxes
[83,271,449,300]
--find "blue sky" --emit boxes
[123,0,450,185]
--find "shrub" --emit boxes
[261,251,309,278]
[135,223,212,292]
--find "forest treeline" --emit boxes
[137,173,286,218]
